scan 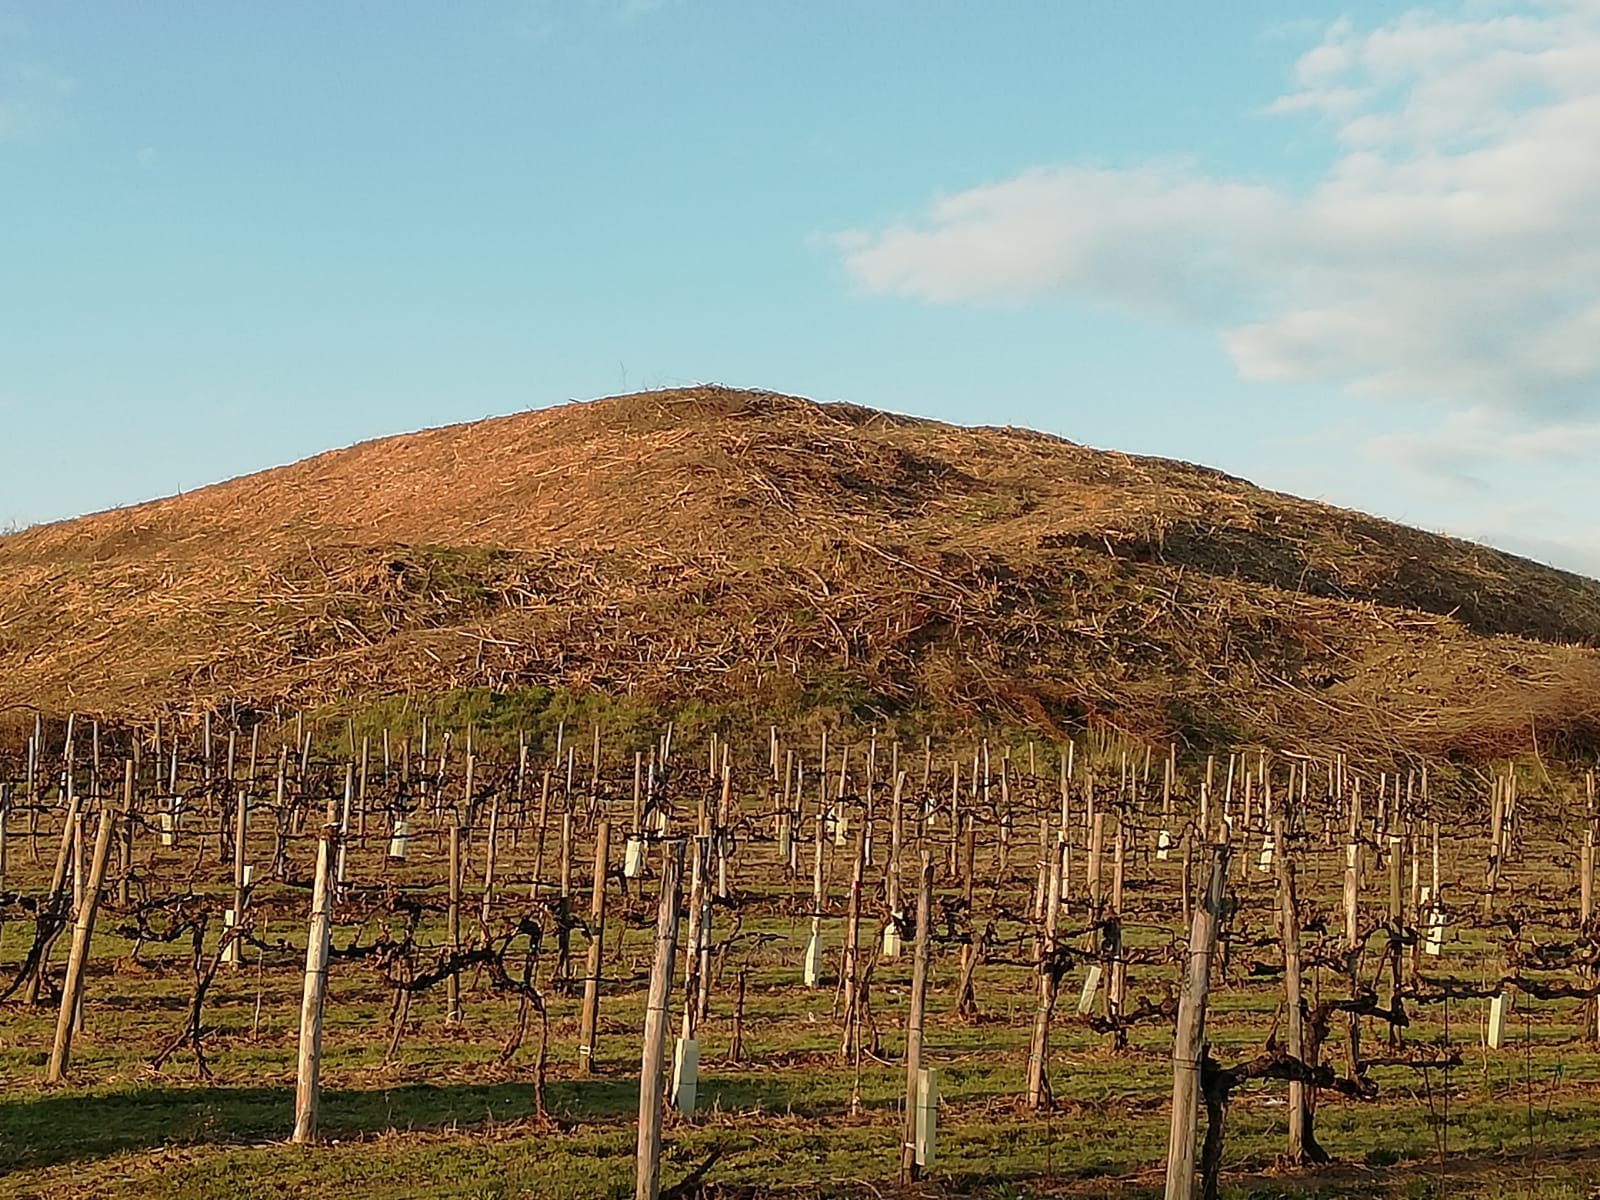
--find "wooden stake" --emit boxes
[1584,773,1596,1040]
[447,819,462,1023]
[45,785,118,1082]
[291,817,336,1144]
[1108,818,1127,1047]
[117,759,136,907]
[680,835,709,1039]
[557,810,574,985]
[1484,779,1505,919]
[900,852,933,1184]
[578,820,611,1072]
[1026,826,1065,1108]
[480,795,500,926]
[1164,833,1230,1200]
[27,786,82,1005]
[635,839,685,1200]
[1276,818,1314,1163]
[806,788,826,986]
[1343,823,1362,1078]
[839,816,866,1059]
[229,786,249,967]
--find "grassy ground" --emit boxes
[3,766,1599,1199]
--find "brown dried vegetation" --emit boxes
[3,385,1600,761]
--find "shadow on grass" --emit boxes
[0,1065,888,1174]
[0,1077,630,1173]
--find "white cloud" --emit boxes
[1369,406,1600,485]
[1347,404,1600,576]
[1263,85,1371,116]
[838,1,1600,419]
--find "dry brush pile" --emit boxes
[3,387,1600,764]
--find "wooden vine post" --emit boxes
[674,833,710,1115]
[884,770,905,956]
[1583,772,1597,1040]
[578,819,611,1072]
[447,818,463,1023]
[1164,832,1231,1200]
[227,785,250,967]
[557,810,574,984]
[1483,778,1505,919]
[480,793,499,925]
[1342,784,1363,1078]
[28,788,83,1005]
[805,789,826,986]
[1026,824,1065,1108]
[955,813,980,1016]
[839,817,867,1059]
[45,762,123,1083]
[901,851,934,1183]
[1384,805,1405,1042]
[292,814,337,1144]
[1107,817,1128,1048]
[1275,816,1320,1163]
[715,762,732,899]
[118,759,136,906]
[636,839,685,1200]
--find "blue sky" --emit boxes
[5,1,1599,577]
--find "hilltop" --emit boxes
[3,385,1599,761]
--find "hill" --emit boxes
[3,385,1600,761]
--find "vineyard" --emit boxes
[4,714,1600,1200]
